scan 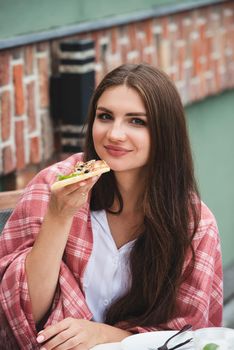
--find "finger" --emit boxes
[52,335,87,350]
[64,184,91,203]
[52,181,86,196]
[66,176,100,197]
[61,175,100,196]
[37,320,69,345]
[40,330,76,349]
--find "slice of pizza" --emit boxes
[51,159,110,190]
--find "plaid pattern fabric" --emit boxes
[0,153,223,349]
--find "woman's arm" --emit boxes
[25,176,98,323]
[25,211,73,323]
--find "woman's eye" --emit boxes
[96,113,112,121]
[131,118,147,126]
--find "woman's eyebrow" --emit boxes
[96,106,112,113]
[96,106,147,116]
[125,112,147,117]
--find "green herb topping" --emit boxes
[202,343,219,350]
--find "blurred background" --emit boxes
[0,0,234,325]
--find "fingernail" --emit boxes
[37,334,45,343]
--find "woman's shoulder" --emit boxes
[185,200,221,270]
[27,153,84,188]
[191,193,217,227]
[45,152,84,175]
[10,153,87,223]
[193,199,219,246]
[199,200,218,228]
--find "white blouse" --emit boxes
[83,210,135,322]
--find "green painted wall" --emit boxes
[0,0,198,40]
[186,90,234,267]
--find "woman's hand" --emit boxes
[48,176,99,220]
[36,318,102,350]
[37,317,132,350]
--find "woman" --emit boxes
[0,63,223,349]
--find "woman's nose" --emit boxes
[107,122,126,141]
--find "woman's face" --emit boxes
[92,85,150,174]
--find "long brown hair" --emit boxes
[84,63,201,328]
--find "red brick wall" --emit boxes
[0,43,52,174]
[0,1,234,175]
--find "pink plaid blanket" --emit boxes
[0,154,223,349]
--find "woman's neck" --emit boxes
[113,170,146,214]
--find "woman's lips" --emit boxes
[104,145,131,157]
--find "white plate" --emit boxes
[194,327,234,349]
[121,330,193,350]
[121,327,234,350]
